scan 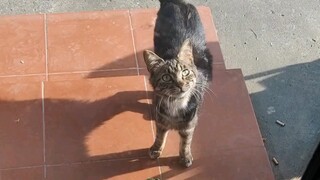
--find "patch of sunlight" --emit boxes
[166,166,203,179]
[85,120,114,156]
[290,176,301,180]
[245,71,282,94]
[85,111,139,157]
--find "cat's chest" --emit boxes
[160,97,189,118]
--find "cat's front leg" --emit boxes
[149,124,169,159]
[179,127,195,167]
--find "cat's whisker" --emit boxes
[204,85,215,95]
[196,82,216,98]
[190,89,202,103]
[201,87,215,103]
[193,83,215,104]
[192,93,201,103]
[203,89,215,104]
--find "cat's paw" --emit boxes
[179,155,193,168]
[149,147,162,159]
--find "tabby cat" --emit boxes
[143,0,213,167]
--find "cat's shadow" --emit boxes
[1,89,169,179]
[88,148,203,180]
[41,88,196,179]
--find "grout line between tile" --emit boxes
[0,165,44,171]
[44,14,49,81]
[0,67,148,79]
[0,73,46,78]
[143,76,163,179]
[48,67,142,75]
[46,155,151,168]
[128,10,140,76]
[41,81,47,178]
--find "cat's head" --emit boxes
[143,40,197,98]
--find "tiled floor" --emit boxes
[0,7,274,180]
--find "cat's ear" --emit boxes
[143,50,164,72]
[177,39,193,64]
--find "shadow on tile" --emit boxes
[0,89,152,164]
[47,148,195,180]
[43,89,157,164]
[85,42,225,79]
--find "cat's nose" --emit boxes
[177,82,188,92]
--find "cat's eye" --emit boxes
[182,69,190,76]
[162,74,171,81]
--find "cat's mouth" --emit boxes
[155,91,183,98]
[155,85,193,99]
[166,89,191,99]
[176,92,189,99]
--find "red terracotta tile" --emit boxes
[159,147,274,180]
[1,167,44,180]
[46,157,160,180]
[48,69,138,81]
[0,14,46,79]
[130,7,225,69]
[194,69,264,150]
[44,76,154,164]
[0,83,43,168]
[130,8,157,69]
[156,69,264,157]
[47,10,137,74]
